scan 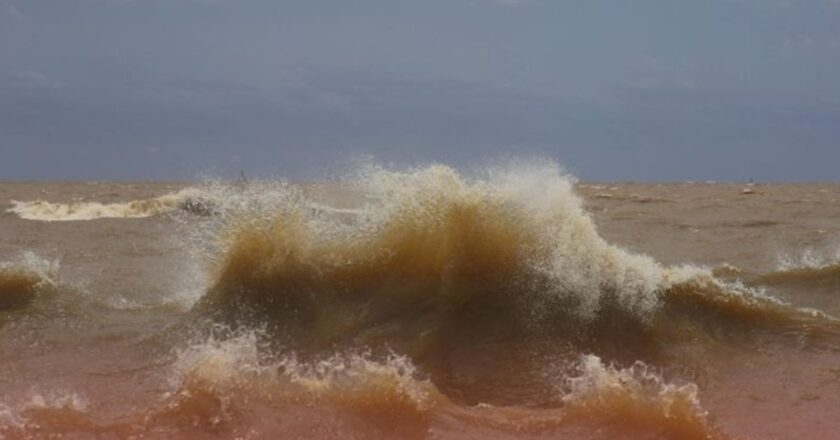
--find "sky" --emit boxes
[1,0,839,181]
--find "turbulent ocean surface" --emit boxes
[1,162,839,439]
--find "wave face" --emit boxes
[7,188,209,221]
[0,252,59,311]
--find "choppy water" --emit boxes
[1,162,840,439]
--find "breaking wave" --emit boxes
[757,248,840,286]
[7,188,214,221]
[194,162,836,352]
[0,252,59,311]
[662,267,836,325]
[558,354,720,439]
[170,331,436,413]
[0,332,724,439]
[197,162,664,322]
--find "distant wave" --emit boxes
[758,263,840,286]
[758,249,840,286]
[716,220,781,228]
[7,188,214,221]
[588,192,673,204]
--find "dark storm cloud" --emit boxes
[1,0,839,180]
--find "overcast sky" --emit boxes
[1,0,839,181]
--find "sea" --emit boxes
[1,161,839,439]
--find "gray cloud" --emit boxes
[0,0,23,20]
[2,70,61,89]
[1,0,839,181]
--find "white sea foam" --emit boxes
[776,246,840,272]
[8,188,203,221]
[0,251,60,287]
